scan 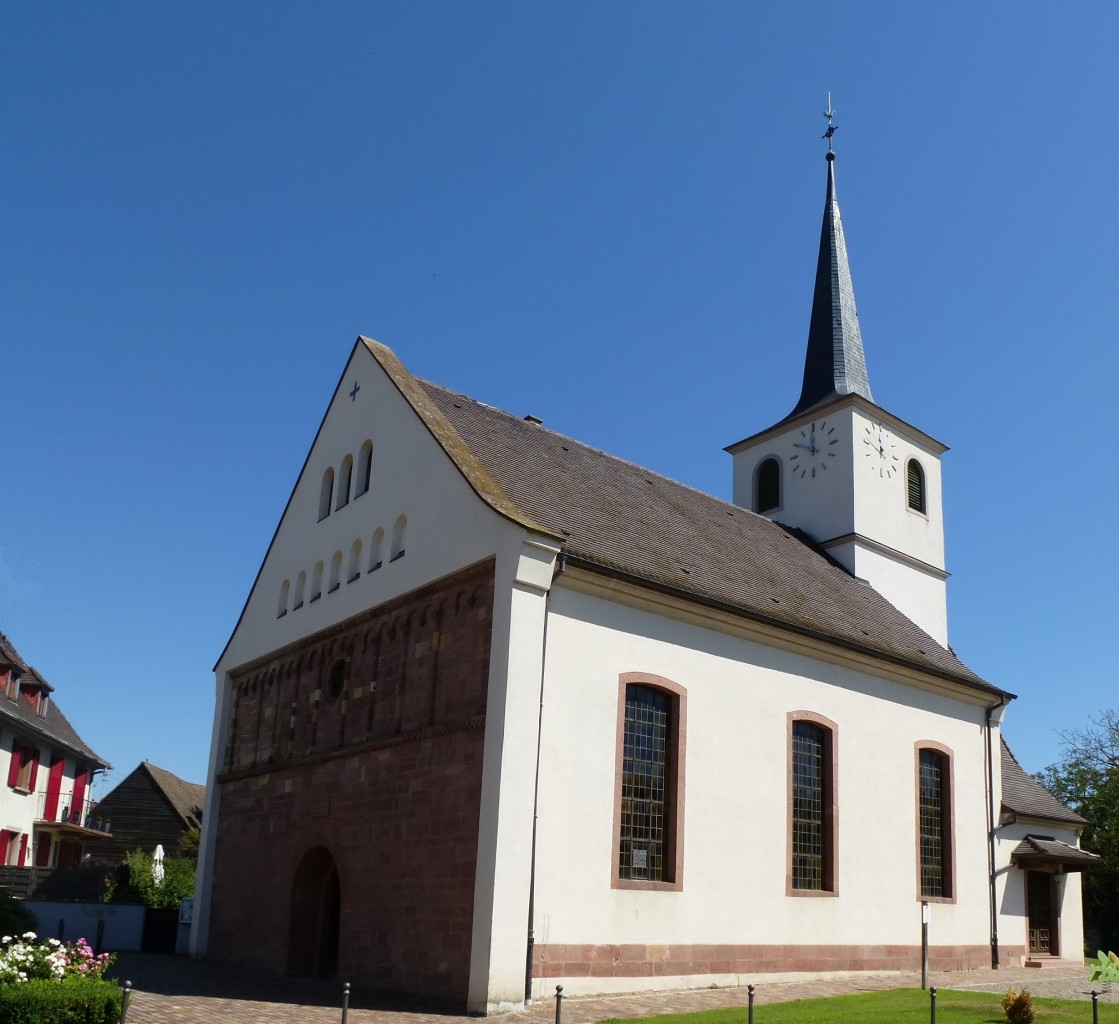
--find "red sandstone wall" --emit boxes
[208,560,494,1003]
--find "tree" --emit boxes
[1036,709,1119,952]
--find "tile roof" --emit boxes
[141,762,205,829]
[1001,738,1085,824]
[1010,834,1099,869]
[0,630,108,767]
[415,376,1007,697]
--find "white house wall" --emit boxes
[528,583,998,995]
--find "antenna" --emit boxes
[822,92,838,150]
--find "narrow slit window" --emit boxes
[336,454,353,510]
[318,468,335,521]
[356,440,373,497]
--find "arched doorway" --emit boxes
[287,845,341,978]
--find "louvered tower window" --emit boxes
[756,458,781,513]
[907,459,926,513]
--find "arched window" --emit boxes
[355,440,373,497]
[328,551,342,592]
[916,744,954,899]
[756,457,781,513]
[335,454,353,511]
[788,712,838,894]
[348,539,362,583]
[293,571,306,610]
[614,673,686,889]
[907,459,927,514]
[390,515,407,561]
[277,580,290,618]
[318,468,334,521]
[310,561,324,602]
[368,528,384,572]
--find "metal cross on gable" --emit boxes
[349,381,360,401]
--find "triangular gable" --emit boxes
[216,337,557,672]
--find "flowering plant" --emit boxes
[0,932,114,984]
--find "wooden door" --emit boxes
[1027,871,1057,955]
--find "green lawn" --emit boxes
[602,988,1119,1024]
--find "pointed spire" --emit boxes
[787,150,874,419]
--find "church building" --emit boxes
[192,148,1093,1013]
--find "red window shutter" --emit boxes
[71,767,89,826]
[44,756,65,821]
[34,835,50,868]
[17,834,28,866]
[7,740,21,787]
[28,749,40,792]
[0,831,9,865]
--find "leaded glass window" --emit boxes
[919,749,948,898]
[619,685,670,881]
[792,720,826,890]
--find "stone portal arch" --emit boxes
[287,845,341,978]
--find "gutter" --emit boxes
[525,553,564,1002]
[986,696,1009,969]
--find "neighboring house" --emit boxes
[0,631,110,874]
[85,762,204,864]
[192,150,1092,1013]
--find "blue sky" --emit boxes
[2,2,1116,793]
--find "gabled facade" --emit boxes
[193,151,1090,1013]
[86,761,204,864]
[0,632,110,873]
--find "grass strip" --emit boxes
[602,987,1119,1024]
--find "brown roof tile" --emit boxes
[418,379,1008,697]
[141,762,205,829]
[1001,738,1085,825]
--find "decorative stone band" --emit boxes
[532,943,1022,980]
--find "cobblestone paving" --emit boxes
[109,955,1105,1024]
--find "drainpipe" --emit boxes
[986,697,1008,969]
[525,554,564,1002]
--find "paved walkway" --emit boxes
[109,955,1108,1024]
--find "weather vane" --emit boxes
[822,93,837,151]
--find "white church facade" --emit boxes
[192,150,1093,1013]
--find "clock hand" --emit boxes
[792,443,812,451]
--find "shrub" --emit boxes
[1002,986,1035,1024]
[108,849,194,910]
[0,933,113,984]
[0,893,35,938]
[0,977,122,1023]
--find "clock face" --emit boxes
[789,419,838,479]
[863,423,900,478]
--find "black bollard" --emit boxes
[119,980,132,1024]
[748,984,755,1024]
[57,918,65,941]
[1092,989,1099,1024]
[95,919,105,956]
[341,981,350,1024]
[555,984,564,1024]
[929,986,937,1024]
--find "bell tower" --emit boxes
[727,123,949,646]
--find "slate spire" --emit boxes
[787,151,874,418]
